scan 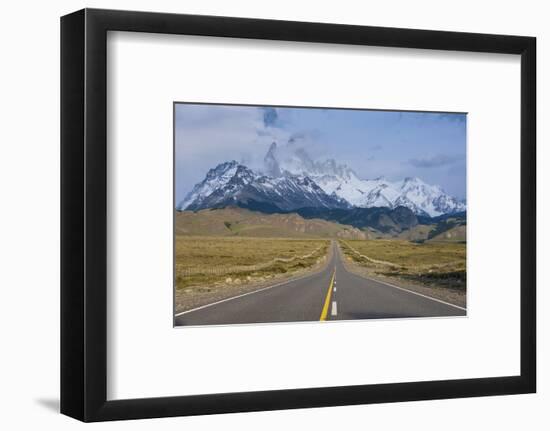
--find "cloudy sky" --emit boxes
[175,103,467,203]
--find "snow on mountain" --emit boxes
[177,161,350,212]
[262,142,465,217]
[177,143,466,217]
[397,177,465,217]
[177,161,244,211]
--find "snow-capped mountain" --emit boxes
[178,143,466,217]
[177,161,350,212]
[263,142,465,217]
[177,161,244,211]
[396,177,465,217]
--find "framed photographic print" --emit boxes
[173,103,468,326]
[61,8,536,422]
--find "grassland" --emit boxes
[175,236,330,310]
[173,208,468,311]
[339,239,466,291]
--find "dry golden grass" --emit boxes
[175,236,330,291]
[340,239,466,290]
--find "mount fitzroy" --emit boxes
[177,142,466,219]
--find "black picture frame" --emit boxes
[61,8,536,422]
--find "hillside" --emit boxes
[175,207,369,239]
[428,224,467,242]
[396,224,436,241]
[295,206,419,235]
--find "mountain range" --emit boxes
[177,142,466,218]
[179,161,349,213]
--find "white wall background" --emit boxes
[0,0,547,429]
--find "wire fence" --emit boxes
[340,241,464,270]
[176,245,326,278]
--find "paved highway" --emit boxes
[175,241,466,326]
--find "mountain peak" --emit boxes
[220,160,239,168]
[178,155,351,212]
[264,142,281,177]
[180,144,465,217]
[262,142,357,182]
[206,160,238,175]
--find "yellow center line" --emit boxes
[320,268,336,321]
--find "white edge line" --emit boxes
[175,271,319,317]
[337,243,466,312]
[349,271,466,311]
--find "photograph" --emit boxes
[1,1,539,426]
[174,103,467,326]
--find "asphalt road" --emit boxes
[174,241,466,326]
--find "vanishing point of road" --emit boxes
[174,241,466,326]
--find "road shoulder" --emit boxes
[337,244,467,309]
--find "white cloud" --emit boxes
[175,104,292,199]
